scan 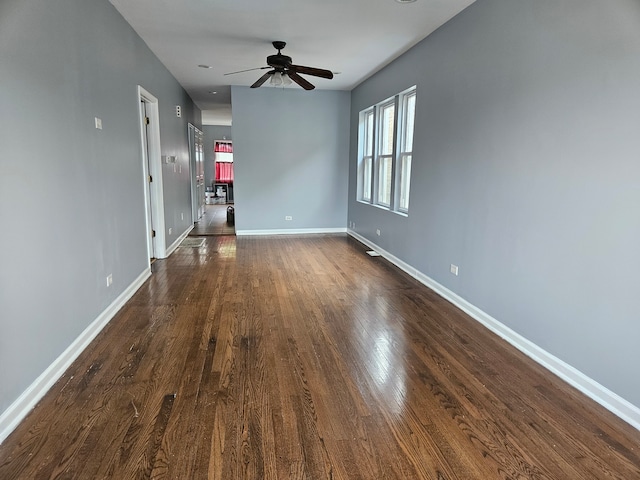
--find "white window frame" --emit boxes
[357,86,416,214]
[396,88,416,213]
[376,99,396,208]
[358,108,375,202]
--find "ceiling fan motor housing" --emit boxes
[267,54,292,70]
[248,40,331,90]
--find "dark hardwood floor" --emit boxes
[1,235,638,479]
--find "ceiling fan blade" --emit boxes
[287,71,315,90]
[251,71,274,88]
[290,65,334,79]
[224,66,270,76]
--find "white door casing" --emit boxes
[137,86,167,260]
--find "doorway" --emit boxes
[188,124,205,223]
[137,86,167,261]
[189,203,235,236]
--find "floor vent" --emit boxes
[180,238,205,248]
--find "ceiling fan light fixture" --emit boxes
[270,72,283,86]
[395,0,417,3]
[243,41,333,91]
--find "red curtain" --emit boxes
[215,162,234,183]
[214,142,233,153]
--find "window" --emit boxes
[357,86,416,214]
[397,90,415,212]
[359,109,374,202]
[377,101,395,207]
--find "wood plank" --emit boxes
[0,235,638,479]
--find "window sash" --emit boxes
[379,102,395,156]
[377,155,392,207]
[361,156,372,202]
[364,111,374,157]
[398,154,412,212]
[397,89,415,213]
[401,92,416,153]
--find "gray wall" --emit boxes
[203,125,233,188]
[0,0,200,414]
[231,86,350,231]
[348,0,640,407]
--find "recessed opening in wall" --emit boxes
[213,140,234,204]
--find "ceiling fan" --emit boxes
[224,41,334,91]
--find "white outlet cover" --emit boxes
[95,117,102,129]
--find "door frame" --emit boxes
[188,123,204,223]
[137,85,167,260]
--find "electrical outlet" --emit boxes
[169,227,173,235]
[285,216,293,221]
[376,229,381,236]
[450,264,459,276]
[106,274,113,287]
[181,212,184,221]
[95,117,102,130]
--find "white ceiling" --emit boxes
[109,0,475,125]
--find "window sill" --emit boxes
[357,200,409,217]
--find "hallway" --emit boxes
[190,203,235,236]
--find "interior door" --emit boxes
[141,99,155,260]
[195,128,205,219]
[189,124,205,222]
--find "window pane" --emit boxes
[403,93,416,152]
[380,104,395,155]
[364,111,374,156]
[363,157,372,201]
[378,156,392,206]
[399,154,412,211]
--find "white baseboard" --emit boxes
[165,224,194,257]
[0,267,152,445]
[237,227,347,236]
[348,230,640,431]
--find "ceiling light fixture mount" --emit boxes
[198,64,212,69]
[395,0,417,3]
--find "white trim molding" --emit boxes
[237,227,347,236]
[166,225,195,257]
[137,86,167,259]
[0,268,152,445]
[348,229,640,432]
